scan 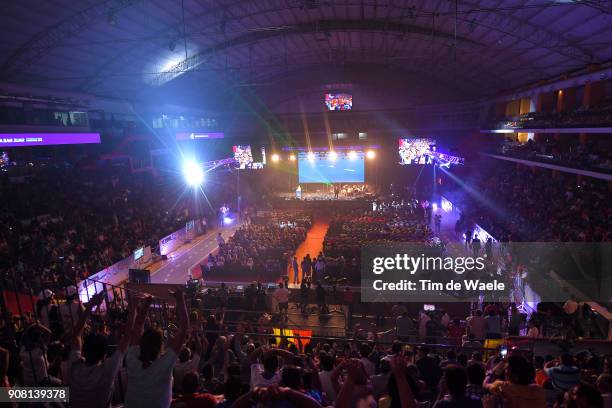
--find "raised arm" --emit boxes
[71,292,105,351]
[271,347,295,361]
[130,294,154,346]
[247,345,267,365]
[390,354,417,408]
[330,358,350,394]
[169,288,189,354]
[335,359,367,408]
[233,336,248,362]
[118,295,151,353]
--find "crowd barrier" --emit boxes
[159,218,207,256]
[77,246,152,302]
[77,217,208,302]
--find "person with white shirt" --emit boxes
[419,312,431,341]
[69,292,145,408]
[19,323,55,386]
[247,346,294,390]
[173,332,204,395]
[125,288,189,408]
[60,285,84,332]
[318,353,337,402]
[36,289,54,329]
[272,283,290,319]
[358,343,375,377]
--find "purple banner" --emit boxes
[0,133,100,147]
[176,132,224,141]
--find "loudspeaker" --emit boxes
[252,145,263,163]
[129,269,151,284]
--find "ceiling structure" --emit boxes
[1,0,611,105]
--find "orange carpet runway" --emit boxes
[288,218,329,286]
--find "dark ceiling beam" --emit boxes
[232,63,482,108]
[457,0,594,63]
[150,18,485,86]
[0,0,147,79]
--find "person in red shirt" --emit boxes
[171,371,217,408]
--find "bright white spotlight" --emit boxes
[307,152,315,161]
[182,160,204,187]
[328,151,338,161]
[289,154,296,161]
[271,154,280,162]
[366,150,376,159]
[348,150,358,160]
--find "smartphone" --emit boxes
[500,346,508,357]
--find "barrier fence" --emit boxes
[77,217,208,302]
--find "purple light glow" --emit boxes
[0,133,100,147]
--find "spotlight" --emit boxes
[182,160,204,187]
[289,154,296,161]
[271,154,280,162]
[328,151,338,161]
[307,152,315,161]
[366,150,376,159]
[348,150,358,160]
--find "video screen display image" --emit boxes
[324,93,353,111]
[398,138,436,165]
[233,145,253,169]
[298,151,365,183]
[232,145,266,169]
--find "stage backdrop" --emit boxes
[298,151,365,183]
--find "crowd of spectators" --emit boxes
[1,287,611,408]
[324,202,434,260]
[496,101,612,130]
[447,161,611,243]
[0,166,226,294]
[319,202,434,284]
[202,211,311,281]
[499,138,612,172]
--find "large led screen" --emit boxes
[0,133,100,148]
[398,138,436,165]
[324,93,352,111]
[232,145,266,169]
[298,151,364,183]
